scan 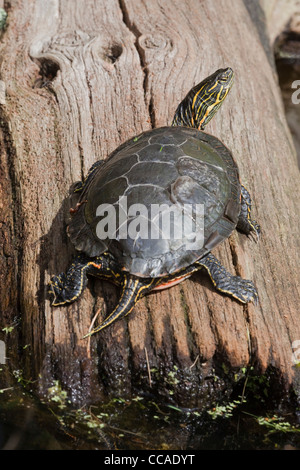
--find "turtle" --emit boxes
[49,67,260,338]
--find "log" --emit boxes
[0,0,299,408]
[261,0,299,43]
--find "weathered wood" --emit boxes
[0,0,299,407]
[261,0,300,43]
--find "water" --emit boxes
[1,362,300,450]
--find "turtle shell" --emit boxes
[68,126,241,277]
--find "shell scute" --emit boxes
[68,126,241,277]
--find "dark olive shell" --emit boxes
[68,126,241,277]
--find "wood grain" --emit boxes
[0,0,299,406]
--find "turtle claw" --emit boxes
[233,278,259,305]
[249,231,259,244]
[249,220,261,243]
[48,273,68,306]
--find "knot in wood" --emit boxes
[138,33,170,51]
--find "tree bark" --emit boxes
[0,0,299,407]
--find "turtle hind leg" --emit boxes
[48,253,93,306]
[237,185,261,240]
[83,275,156,338]
[196,252,258,304]
[49,252,118,306]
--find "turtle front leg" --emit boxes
[195,252,258,304]
[237,185,261,240]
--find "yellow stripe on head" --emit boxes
[172,68,234,130]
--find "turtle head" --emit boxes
[172,67,234,130]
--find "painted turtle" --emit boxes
[49,68,260,337]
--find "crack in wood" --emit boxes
[228,237,253,359]
[0,108,23,328]
[228,237,241,278]
[118,0,155,128]
[179,285,200,366]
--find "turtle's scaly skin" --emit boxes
[49,67,260,337]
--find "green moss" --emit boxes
[47,381,71,410]
[0,8,7,30]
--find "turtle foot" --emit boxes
[196,252,259,305]
[249,220,261,243]
[48,273,70,306]
[227,277,259,305]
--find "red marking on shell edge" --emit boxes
[153,273,192,291]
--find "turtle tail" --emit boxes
[83,275,155,338]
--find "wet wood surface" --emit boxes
[0,0,299,406]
